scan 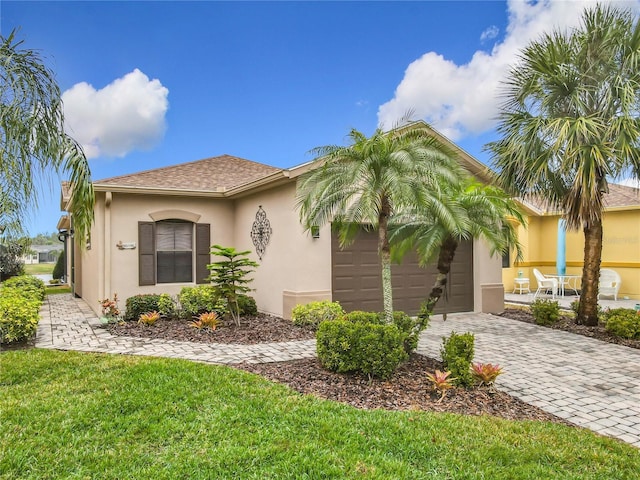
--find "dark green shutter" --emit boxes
[195,223,210,284]
[138,222,156,286]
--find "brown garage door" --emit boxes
[332,230,473,315]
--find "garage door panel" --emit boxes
[332,230,473,315]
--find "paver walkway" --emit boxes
[35,294,640,449]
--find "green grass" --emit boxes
[1,350,638,479]
[23,263,54,275]
[44,285,71,295]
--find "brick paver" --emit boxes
[418,313,640,449]
[34,294,640,449]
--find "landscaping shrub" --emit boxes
[2,275,46,301]
[125,294,161,321]
[291,301,345,329]
[602,308,640,339]
[0,283,43,344]
[316,319,408,379]
[441,331,475,387]
[178,286,226,318]
[157,294,176,317]
[52,251,65,280]
[237,294,258,316]
[531,299,560,326]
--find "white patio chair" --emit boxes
[533,268,558,299]
[598,269,621,301]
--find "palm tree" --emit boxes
[487,5,640,326]
[0,30,94,241]
[391,178,524,317]
[296,122,464,323]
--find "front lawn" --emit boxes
[23,263,54,275]
[1,350,638,479]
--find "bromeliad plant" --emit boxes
[191,311,220,331]
[471,362,503,387]
[426,370,456,403]
[138,311,160,326]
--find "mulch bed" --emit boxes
[106,313,316,344]
[106,313,570,425]
[499,307,640,350]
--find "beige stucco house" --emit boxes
[60,126,505,319]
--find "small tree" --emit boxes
[207,245,259,326]
[52,251,65,281]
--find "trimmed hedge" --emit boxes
[292,301,345,329]
[0,276,45,344]
[317,319,408,379]
[2,275,46,301]
[125,294,176,321]
[315,310,417,379]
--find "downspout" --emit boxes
[104,192,112,300]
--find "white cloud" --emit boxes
[480,25,499,42]
[62,69,169,159]
[378,0,640,140]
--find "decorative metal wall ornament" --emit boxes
[250,206,272,260]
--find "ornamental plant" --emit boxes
[471,362,503,387]
[531,299,560,326]
[602,308,640,339]
[138,311,160,326]
[207,245,259,326]
[291,301,345,329]
[426,370,456,403]
[99,293,120,320]
[191,311,220,330]
[441,331,475,387]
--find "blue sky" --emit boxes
[2,0,638,235]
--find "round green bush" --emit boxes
[441,331,475,387]
[316,318,408,379]
[292,301,345,329]
[603,308,640,339]
[531,299,560,326]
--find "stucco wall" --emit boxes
[81,191,236,316]
[503,210,640,299]
[233,182,332,319]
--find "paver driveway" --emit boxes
[35,294,640,448]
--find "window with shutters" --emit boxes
[156,220,193,283]
[138,220,210,286]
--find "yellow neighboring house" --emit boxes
[503,184,640,300]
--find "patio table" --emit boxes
[548,274,580,296]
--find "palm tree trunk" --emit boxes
[379,195,393,323]
[422,235,459,314]
[577,219,603,326]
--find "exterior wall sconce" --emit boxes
[311,226,320,239]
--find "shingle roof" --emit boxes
[522,183,640,213]
[94,155,282,192]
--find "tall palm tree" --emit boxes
[296,122,464,323]
[391,179,524,317]
[487,5,640,326]
[0,30,94,241]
